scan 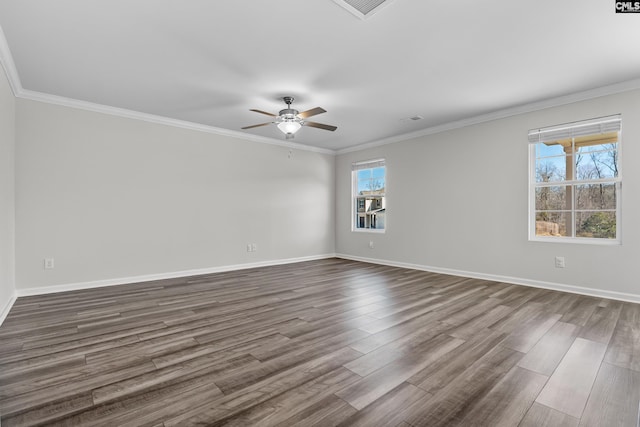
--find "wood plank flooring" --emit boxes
[1,258,639,426]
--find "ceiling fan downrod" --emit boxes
[279,97,299,117]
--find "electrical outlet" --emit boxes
[44,258,55,269]
[251,243,257,252]
[247,244,252,252]
[369,241,374,249]
[555,256,565,268]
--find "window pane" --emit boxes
[536,143,567,158]
[369,179,385,194]
[372,167,385,180]
[576,211,616,239]
[535,157,568,182]
[535,212,569,237]
[575,184,616,210]
[371,166,385,192]
[535,186,569,211]
[357,180,370,194]
[575,149,618,179]
[353,162,386,232]
[358,179,384,194]
[354,199,385,230]
[357,169,371,181]
[576,142,617,154]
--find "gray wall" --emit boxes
[336,89,640,297]
[15,99,335,290]
[7,75,640,300]
[0,61,16,316]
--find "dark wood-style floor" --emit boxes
[1,258,639,426]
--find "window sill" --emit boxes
[529,236,620,246]
[352,228,386,234]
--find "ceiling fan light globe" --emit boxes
[277,120,302,135]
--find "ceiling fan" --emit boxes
[242,96,337,139]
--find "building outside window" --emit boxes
[352,159,386,232]
[528,115,621,243]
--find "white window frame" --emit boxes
[528,115,622,245]
[352,158,386,233]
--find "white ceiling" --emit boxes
[1,0,639,152]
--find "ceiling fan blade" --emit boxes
[303,121,337,132]
[242,122,272,130]
[297,107,326,119]
[250,109,277,117]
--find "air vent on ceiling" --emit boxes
[333,0,396,20]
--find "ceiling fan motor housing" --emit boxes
[278,108,300,118]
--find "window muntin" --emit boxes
[529,116,621,243]
[352,159,386,232]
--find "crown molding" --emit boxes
[0,24,334,156]
[18,89,336,155]
[336,78,640,155]
[3,21,640,158]
[0,25,22,96]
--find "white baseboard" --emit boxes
[16,254,337,297]
[0,291,17,327]
[12,252,640,306]
[336,253,640,304]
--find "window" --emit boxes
[352,159,386,232]
[528,115,621,243]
